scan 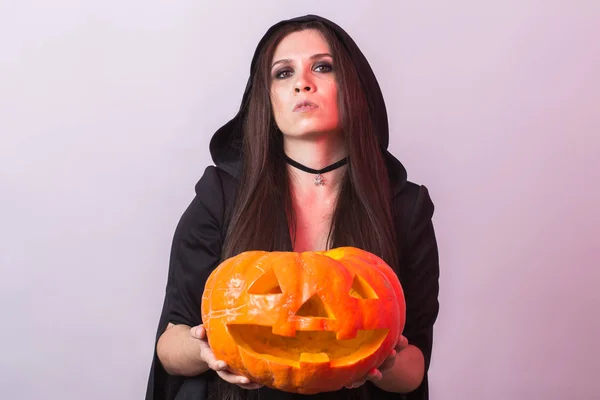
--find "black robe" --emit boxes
[145,14,440,400]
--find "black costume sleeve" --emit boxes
[145,166,226,400]
[401,185,440,371]
[363,185,440,400]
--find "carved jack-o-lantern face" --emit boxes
[201,247,405,394]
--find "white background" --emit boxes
[1,1,599,399]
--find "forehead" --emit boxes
[272,29,331,62]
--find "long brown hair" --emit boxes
[213,20,397,400]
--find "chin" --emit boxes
[284,123,341,139]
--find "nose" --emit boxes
[294,84,313,93]
[293,72,315,93]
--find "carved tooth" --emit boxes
[300,352,330,363]
[335,330,357,340]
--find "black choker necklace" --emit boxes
[283,153,348,186]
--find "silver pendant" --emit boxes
[314,174,325,186]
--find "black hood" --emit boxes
[208,14,407,192]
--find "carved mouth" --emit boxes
[228,324,388,367]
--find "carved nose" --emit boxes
[295,294,336,319]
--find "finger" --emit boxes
[190,325,206,340]
[345,379,366,389]
[238,382,264,390]
[366,368,383,382]
[395,335,409,350]
[378,353,396,373]
[198,341,227,371]
[217,370,254,386]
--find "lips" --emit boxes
[293,100,319,112]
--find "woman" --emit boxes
[145,14,439,400]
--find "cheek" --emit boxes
[270,88,288,120]
[322,83,339,111]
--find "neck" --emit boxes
[283,135,347,169]
[283,136,348,193]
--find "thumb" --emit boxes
[190,324,206,340]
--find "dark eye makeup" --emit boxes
[273,62,334,80]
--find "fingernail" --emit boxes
[217,361,226,369]
[239,377,249,384]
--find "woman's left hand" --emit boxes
[344,335,409,390]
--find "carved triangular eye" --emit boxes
[248,269,282,294]
[296,294,336,319]
[349,275,379,299]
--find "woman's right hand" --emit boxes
[190,324,263,390]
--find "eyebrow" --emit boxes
[271,53,333,69]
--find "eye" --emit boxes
[248,268,282,294]
[349,275,379,299]
[274,68,293,80]
[314,63,333,73]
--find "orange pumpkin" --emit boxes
[201,247,405,394]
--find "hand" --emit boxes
[191,324,263,390]
[344,335,409,389]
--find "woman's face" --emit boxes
[269,29,341,140]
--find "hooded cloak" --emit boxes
[208,14,408,191]
[145,14,439,400]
